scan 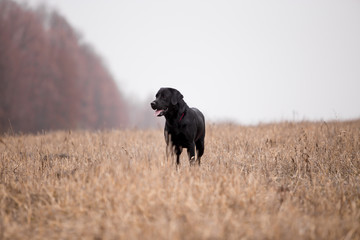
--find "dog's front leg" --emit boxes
[174,146,182,168]
[187,143,196,166]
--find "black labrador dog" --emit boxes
[151,88,205,167]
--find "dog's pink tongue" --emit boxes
[155,109,163,116]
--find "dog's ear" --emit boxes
[171,89,183,105]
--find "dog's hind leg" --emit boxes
[195,137,204,166]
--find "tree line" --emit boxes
[0,0,129,133]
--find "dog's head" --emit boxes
[150,88,183,117]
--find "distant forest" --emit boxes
[0,0,146,133]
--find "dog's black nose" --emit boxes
[150,101,156,109]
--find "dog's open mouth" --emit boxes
[154,108,167,117]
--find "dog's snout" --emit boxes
[150,101,156,109]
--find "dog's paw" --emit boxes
[189,156,196,166]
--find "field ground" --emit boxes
[0,120,359,239]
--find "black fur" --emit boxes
[151,88,205,167]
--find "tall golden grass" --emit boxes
[0,120,359,239]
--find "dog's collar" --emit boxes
[179,112,185,122]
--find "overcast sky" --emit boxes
[21,0,360,124]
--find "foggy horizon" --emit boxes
[16,0,360,125]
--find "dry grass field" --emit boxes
[0,120,359,239]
